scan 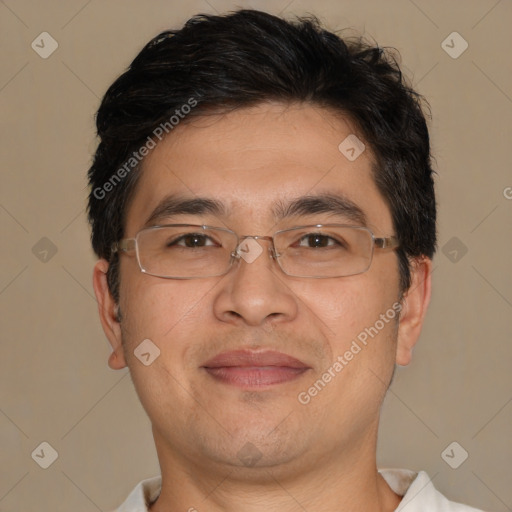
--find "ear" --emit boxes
[92,259,127,370]
[395,256,433,366]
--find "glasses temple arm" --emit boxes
[374,236,399,249]
[111,238,136,253]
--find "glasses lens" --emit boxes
[275,225,373,277]
[136,226,237,278]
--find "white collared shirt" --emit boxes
[109,468,484,511]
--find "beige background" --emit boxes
[1,0,511,510]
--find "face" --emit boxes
[94,102,431,477]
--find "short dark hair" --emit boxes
[87,9,437,303]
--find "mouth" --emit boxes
[201,349,311,389]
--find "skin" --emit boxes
[93,102,432,512]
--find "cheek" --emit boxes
[119,271,209,355]
[297,272,399,345]
[118,277,209,409]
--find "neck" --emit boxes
[149,427,401,512]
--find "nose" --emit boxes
[212,237,298,327]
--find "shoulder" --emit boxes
[378,468,485,512]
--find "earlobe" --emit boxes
[395,257,433,366]
[92,259,127,370]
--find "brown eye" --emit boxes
[169,234,216,248]
[297,233,342,248]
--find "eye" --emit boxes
[169,233,217,248]
[296,233,342,248]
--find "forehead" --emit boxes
[124,102,393,235]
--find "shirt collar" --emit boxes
[113,468,475,511]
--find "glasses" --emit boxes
[111,224,399,279]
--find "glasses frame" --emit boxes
[111,223,399,279]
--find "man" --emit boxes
[88,9,484,512]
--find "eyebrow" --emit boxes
[143,192,367,227]
[272,193,367,226]
[144,196,226,227]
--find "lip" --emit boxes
[202,350,311,388]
